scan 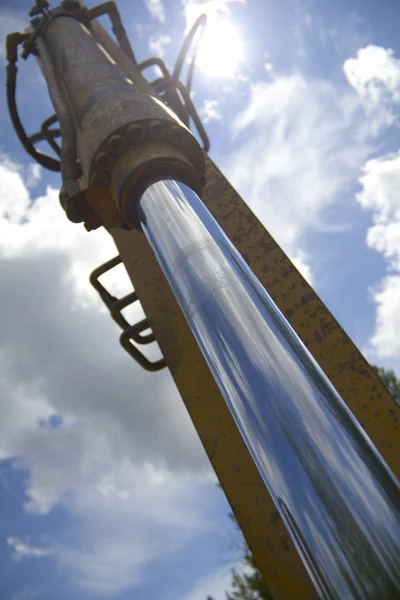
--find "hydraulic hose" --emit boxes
[6,45,61,172]
[173,14,207,82]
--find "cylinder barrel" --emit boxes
[44,16,133,126]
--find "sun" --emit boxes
[195,18,243,79]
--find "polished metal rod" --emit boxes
[139,180,400,600]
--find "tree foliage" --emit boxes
[225,544,273,600]
[208,366,399,600]
[372,366,400,405]
[208,538,273,600]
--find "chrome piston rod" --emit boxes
[139,180,400,600]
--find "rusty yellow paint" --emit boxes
[89,18,400,600]
[201,161,400,469]
[85,186,121,228]
[112,226,316,600]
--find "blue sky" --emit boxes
[1,0,400,598]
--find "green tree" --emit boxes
[209,366,399,600]
[207,536,272,600]
[225,543,273,600]
[372,365,400,405]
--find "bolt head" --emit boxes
[127,123,145,144]
[148,120,165,141]
[91,172,108,188]
[109,135,127,155]
[95,152,113,170]
[168,125,187,147]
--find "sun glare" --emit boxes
[195,19,243,78]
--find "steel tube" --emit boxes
[44,16,132,127]
[36,37,79,181]
[139,180,400,600]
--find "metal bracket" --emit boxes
[90,256,166,372]
[41,114,61,156]
[30,113,61,154]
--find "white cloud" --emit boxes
[368,276,400,360]
[199,98,222,123]
[7,537,54,561]
[26,164,41,188]
[0,156,31,222]
[183,562,241,600]
[344,45,400,105]
[56,463,217,595]
[144,0,165,23]
[343,45,400,129]
[0,157,209,476]
[181,1,245,79]
[292,251,313,285]
[222,73,373,279]
[0,156,217,594]
[341,46,400,368]
[182,0,245,30]
[357,152,400,269]
[356,152,400,361]
[149,33,172,58]
[182,0,225,30]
